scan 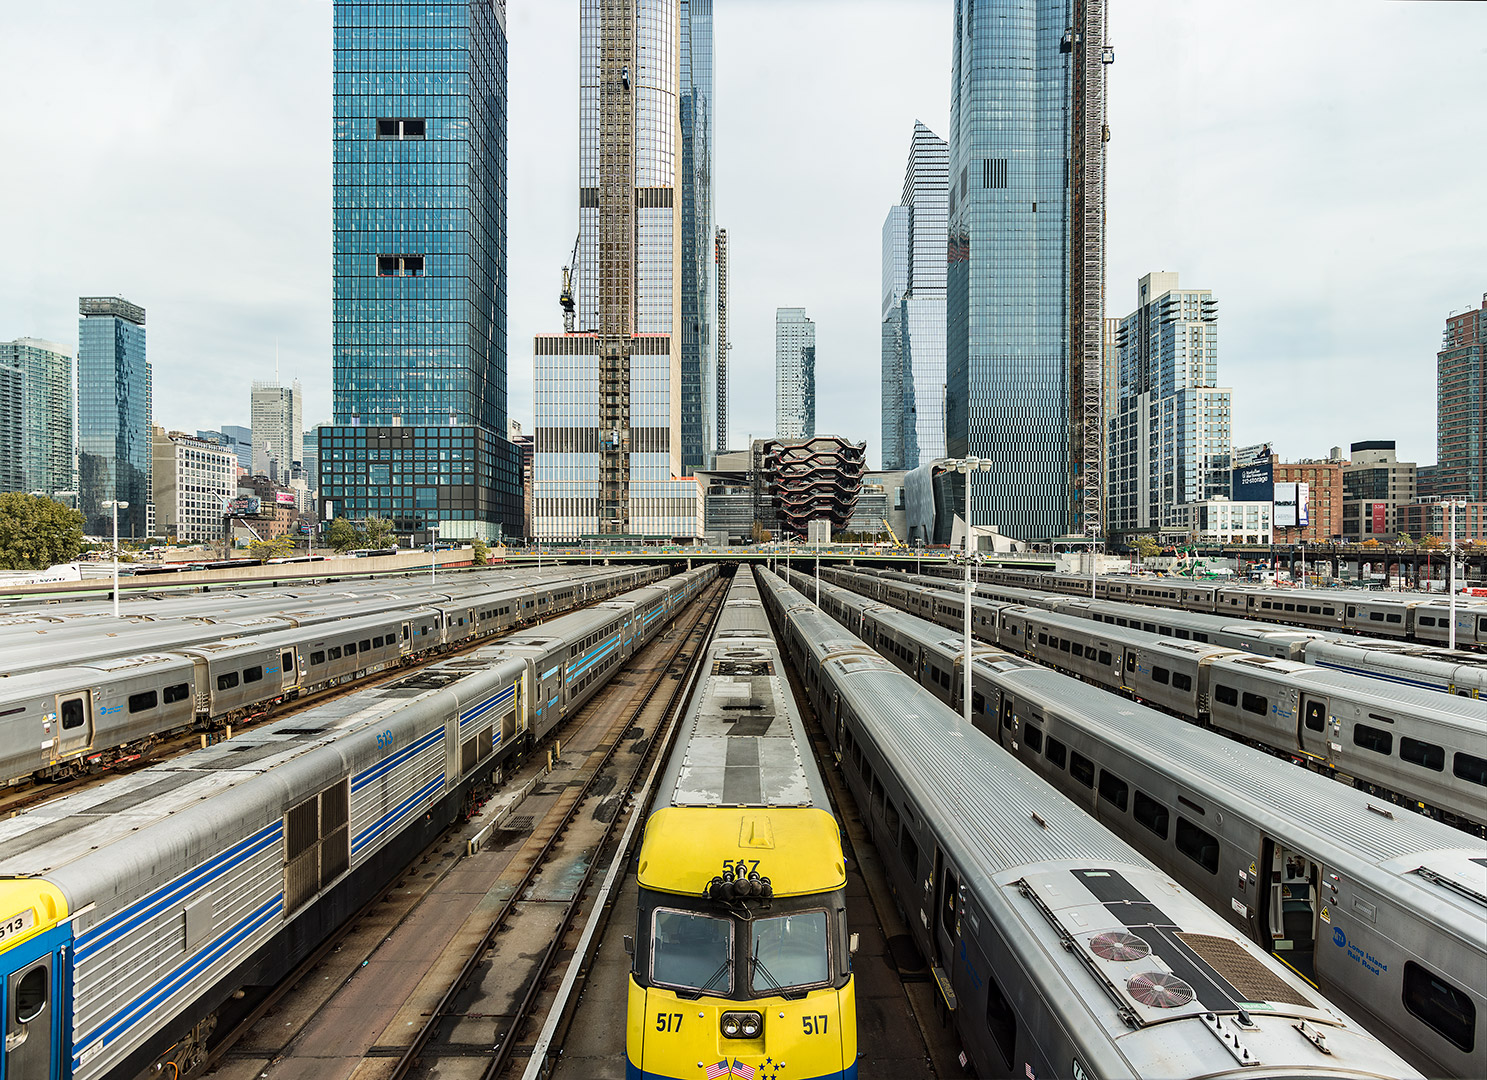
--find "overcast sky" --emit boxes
[3,1,1482,470]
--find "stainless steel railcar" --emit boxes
[814,566,1487,832]
[758,568,1422,1080]
[0,565,717,1080]
[0,565,671,786]
[787,569,1487,1077]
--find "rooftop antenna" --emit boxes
[275,340,280,384]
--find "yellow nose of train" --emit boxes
[627,979,857,1080]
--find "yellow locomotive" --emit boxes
[626,571,855,1080]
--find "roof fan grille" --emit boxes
[1127,971,1195,1009]
[1089,932,1150,962]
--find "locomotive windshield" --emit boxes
[651,908,733,993]
[749,910,829,994]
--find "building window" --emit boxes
[377,117,426,140]
[377,255,425,277]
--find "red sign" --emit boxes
[1371,504,1386,534]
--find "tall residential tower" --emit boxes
[532,0,708,539]
[1438,294,1485,500]
[946,0,1111,541]
[1,338,75,497]
[322,0,522,542]
[775,307,816,440]
[78,297,150,538]
[881,121,948,471]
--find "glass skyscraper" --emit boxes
[946,0,1110,541]
[881,122,948,472]
[776,307,816,439]
[1,338,76,497]
[678,0,715,473]
[323,0,521,542]
[77,297,150,538]
[532,0,704,540]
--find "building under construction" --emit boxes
[532,0,713,540]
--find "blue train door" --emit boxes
[2,945,60,1080]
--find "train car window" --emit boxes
[60,698,84,728]
[282,651,296,672]
[1193,632,1209,643]
[1142,623,1157,633]
[1241,692,1268,716]
[1175,818,1220,874]
[1347,606,1357,618]
[862,761,875,793]
[1070,752,1095,788]
[1304,700,1327,731]
[344,642,358,655]
[1452,752,1487,787]
[13,963,47,1024]
[984,974,1019,1072]
[217,672,240,690]
[328,646,343,660]
[1309,606,1322,615]
[939,865,960,940]
[1045,737,1067,770]
[885,800,901,838]
[128,690,158,713]
[1070,642,1083,657]
[1059,639,1071,653]
[651,909,733,994]
[243,666,264,684]
[1151,666,1170,685]
[1402,961,1476,1053]
[1261,601,1273,610]
[1038,632,1048,645]
[372,636,384,648]
[1400,737,1444,772]
[1133,791,1169,838]
[1283,603,1296,612]
[1172,672,1193,692]
[360,639,373,651]
[1098,770,1129,812]
[1098,650,1112,666]
[1215,684,1238,706]
[164,683,190,704]
[1024,725,1043,753]
[1353,724,1393,755]
[1385,614,1402,624]
[1418,616,1436,627]
[1125,652,1136,673]
[1369,612,1386,622]
[1176,628,1190,640]
[1479,617,1487,635]
[900,827,919,872]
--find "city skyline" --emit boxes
[0,1,1482,473]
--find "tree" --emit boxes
[750,521,773,544]
[248,535,296,561]
[1421,534,1444,550]
[0,492,86,570]
[363,516,395,549]
[1131,535,1162,561]
[324,517,362,553]
[471,536,488,566]
[1395,532,1413,547]
[1361,538,1381,549]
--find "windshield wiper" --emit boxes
[751,939,782,991]
[699,955,733,993]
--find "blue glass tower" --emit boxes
[946,0,1109,542]
[679,0,715,473]
[324,0,521,541]
[77,297,150,538]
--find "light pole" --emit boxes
[1445,500,1466,650]
[1299,540,1306,587]
[101,500,129,618]
[944,456,993,729]
[429,522,439,587]
[815,527,821,606]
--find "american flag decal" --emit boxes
[706,1061,730,1079]
[732,1061,756,1080]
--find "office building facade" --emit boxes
[1107,273,1229,540]
[1438,294,1485,500]
[532,0,701,540]
[776,307,816,439]
[678,0,715,474]
[0,367,21,493]
[198,426,252,471]
[946,0,1110,541]
[715,226,729,453]
[881,122,948,472]
[1,338,75,497]
[1342,441,1416,542]
[151,428,236,543]
[77,297,150,538]
[250,380,304,480]
[325,0,522,542]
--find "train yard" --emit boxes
[0,560,1481,1080]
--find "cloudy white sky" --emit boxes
[3,1,1482,470]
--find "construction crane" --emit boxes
[882,518,905,549]
[559,232,579,333]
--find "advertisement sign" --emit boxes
[1275,483,1310,528]
[1233,443,1273,469]
[1371,503,1387,534]
[226,496,262,517]
[1296,482,1310,527]
[1232,459,1275,503]
[276,491,298,506]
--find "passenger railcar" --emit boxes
[628,570,855,1080]
[785,568,1487,1078]
[0,565,717,1080]
[0,565,672,787]
[758,568,1422,1080]
[813,566,1487,832]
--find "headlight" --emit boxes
[720,1011,762,1039]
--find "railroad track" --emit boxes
[199,577,728,1080]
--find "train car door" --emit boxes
[1258,838,1321,988]
[933,848,960,971]
[1297,693,1332,762]
[2,947,58,1080]
[53,691,91,760]
[280,649,300,693]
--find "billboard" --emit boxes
[275,491,298,506]
[1233,442,1273,469]
[1232,459,1275,503]
[1372,503,1387,534]
[1275,482,1310,528]
[226,496,262,517]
